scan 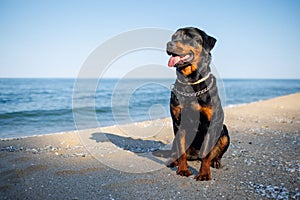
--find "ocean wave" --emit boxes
[0,106,116,120]
[0,108,72,119]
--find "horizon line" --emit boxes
[0,76,299,80]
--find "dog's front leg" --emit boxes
[195,155,211,181]
[175,129,193,177]
[166,142,179,167]
[195,103,224,181]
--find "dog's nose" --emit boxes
[167,42,176,54]
[167,42,175,49]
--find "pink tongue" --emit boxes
[168,56,181,67]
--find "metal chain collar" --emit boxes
[171,78,214,97]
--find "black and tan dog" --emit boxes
[166,27,230,181]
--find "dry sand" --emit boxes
[0,93,299,199]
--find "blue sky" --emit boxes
[0,0,299,79]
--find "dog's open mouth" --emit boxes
[167,52,193,67]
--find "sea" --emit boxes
[0,78,299,138]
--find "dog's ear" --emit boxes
[204,35,217,52]
[194,28,217,52]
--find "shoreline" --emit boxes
[0,93,299,199]
[1,92,299,140]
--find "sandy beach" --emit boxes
[0,93,299,199]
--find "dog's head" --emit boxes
[166,27,216,76]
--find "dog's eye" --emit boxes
[182,34,191,41]
[172,33,180,41]
[182,33,202,44]
[193,36,203,45]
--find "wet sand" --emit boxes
[0,93,299,199]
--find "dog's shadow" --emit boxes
[90,132,199,175]
[90,132,167,154]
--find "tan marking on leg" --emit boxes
[177,153,193,177]
[195,157,211,181]
[170,104,183,121]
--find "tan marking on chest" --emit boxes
[181,65,197,76]
[191,103,213,121]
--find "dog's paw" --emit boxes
[211,159,222,169]
[166,159,178,168]
[177,169,193,177]
[194,173,211,181]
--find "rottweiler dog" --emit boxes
[166,27,230,181]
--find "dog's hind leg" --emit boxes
[210,124,230,169]
[195,125,230,181]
